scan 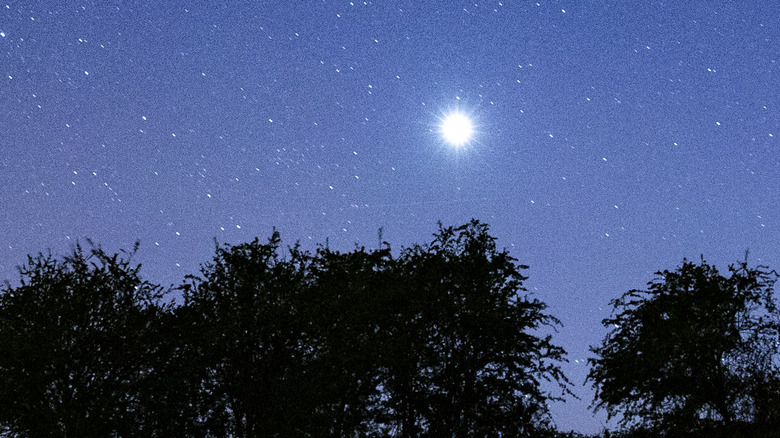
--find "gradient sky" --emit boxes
[2,1,779,433]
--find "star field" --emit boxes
[2,1,779,433]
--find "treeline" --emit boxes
[0,220,778,437]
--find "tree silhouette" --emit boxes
[293,243,399,435]
[588,258,780,434]
[0,221,573,437]
[131,302,219,437]
[380,220,572,437]
[0,243,170,437]
[179,221,571,437]
[181,232,315,437]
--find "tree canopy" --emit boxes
[0,243,171,437]
[178,220,571,437]
[379,221,571,436]
[588,257,780,434]
[3,222,779,437]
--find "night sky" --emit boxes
[2,1,779,433]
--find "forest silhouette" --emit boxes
[0,220,778,437]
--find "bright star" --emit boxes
[440,112,474,147]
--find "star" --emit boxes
[440,112,474,147]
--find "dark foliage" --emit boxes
[0,242,171,437]
[588,257,780,435]
[14,221,779,436]
[377,220,571,436]
[300,243,398,435]
[180,232,315,437]
[179,220,571,437]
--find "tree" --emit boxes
[0,243,170,437]
[299,244,399,436]
[130,302,218,438]
[180,221,571,437]
[181,234,403,437]
[588,258,780,434]
[181,233,316,437]
[380,220,572,437]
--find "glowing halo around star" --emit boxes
[439,111,474,147]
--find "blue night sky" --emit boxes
[2,1,778,433]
